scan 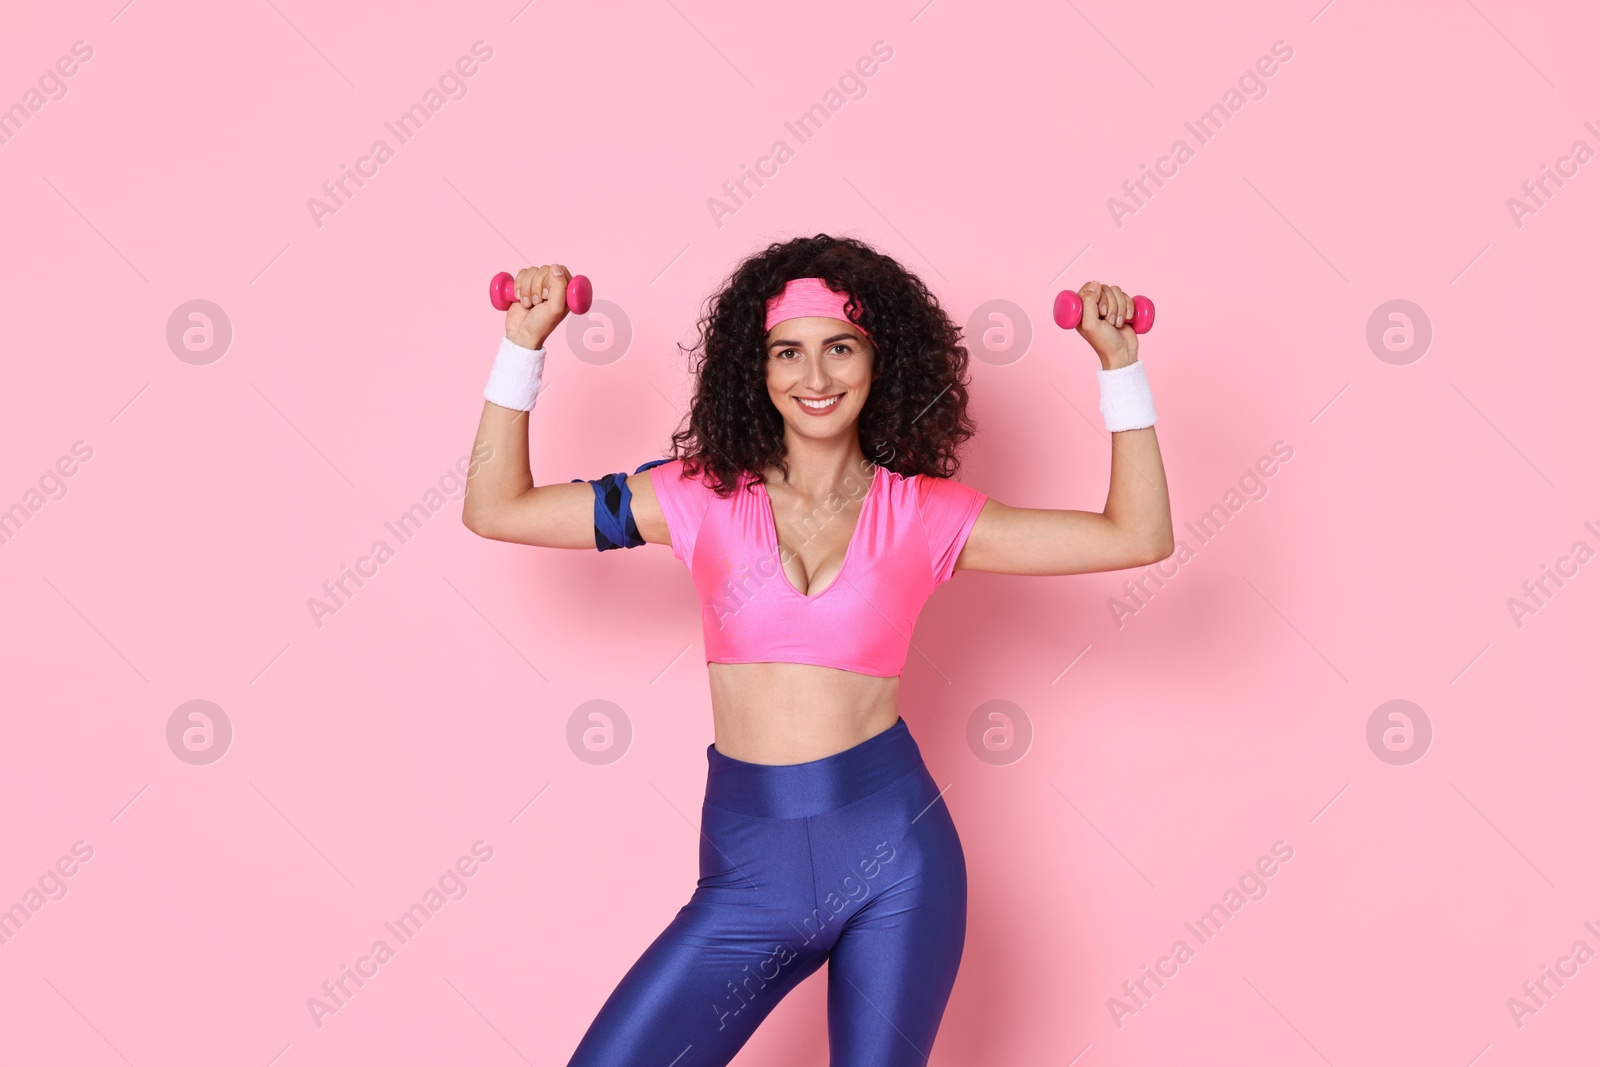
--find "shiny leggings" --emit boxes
[565,717,967,1066]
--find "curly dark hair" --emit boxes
[664,233,978,497]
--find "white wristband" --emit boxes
[484,335,546,411]
[1097,360,1157,432]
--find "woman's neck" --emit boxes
[766,439,875,496]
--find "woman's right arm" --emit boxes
[461,263,669,550]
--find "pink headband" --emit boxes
[763,277,872,346]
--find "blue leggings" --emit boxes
[565,717,967,1066]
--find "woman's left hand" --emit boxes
[1074,280,1139,369]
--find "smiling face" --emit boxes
[764,315,876,441]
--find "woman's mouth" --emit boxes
[795,393,843,415]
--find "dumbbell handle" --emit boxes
[1054,290,1155,334]
[489,271,593,315]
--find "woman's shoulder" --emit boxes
[649,455,723,488]
[895,466,986,506]
[646,455,735,515]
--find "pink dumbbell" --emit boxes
[1053,290,1155,334]
[489,271,593,315]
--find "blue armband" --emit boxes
[571,457,671,551]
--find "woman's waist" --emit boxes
[708,662,899,764]
[703,712,926,819]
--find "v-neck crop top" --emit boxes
[648,458,988,678]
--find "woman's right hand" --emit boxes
[504,263,575,349]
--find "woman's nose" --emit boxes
[803,354,831,387]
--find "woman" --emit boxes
[463,234,1173,1065]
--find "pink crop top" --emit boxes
[648,458,988,678]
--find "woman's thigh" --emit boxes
[813,767,969,1066]
[564,806,826,1067]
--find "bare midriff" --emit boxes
[707,661,901,765]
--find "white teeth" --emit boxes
[798,395,841,410]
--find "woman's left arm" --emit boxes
[956,280,1175,577]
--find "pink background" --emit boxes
[2,0,1596,1063]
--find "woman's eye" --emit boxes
[774,345,850,359]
